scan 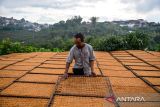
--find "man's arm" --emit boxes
[65,62,71,74]
[63,47,74,79]
[90,60,95,75]
[89,45,96,75]
[63,62,70,79]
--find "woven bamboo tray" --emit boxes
[143,77,160,85]
[135,53,157,57]
[0,70,28,77]
[109,77,148,87]
[0,82,54,98]
[95,56,112,58]
[67,68,74,74]
[121,62,148,66]
[43,60,74,66]
[24,58,47,63]
[154,86,160,91]
[56,77,109,97]
[143,59,160,62]
[102,70,135,77]
[132,53,154,56]
[14,62,40,66]
[4,65,36,71]
[128,50,144,52]
[111,53,129,55]
[112,85,156,93]
[116,57,137,60]
[149,51,160,55]
[100,66,127,71]
[149,52,160,57]
[111,50,127,53]
[0,65,8,69]
[0,97,48,107]
[30,68,65,75]
[94,68,102,75]
[51,95,114,107]
[133,55,156,59]
[119,102,160,107]
[49,59,66,61]
[97,54,114,57]
[57,52,68,54]
[98,62,121,66]
[99,65,124,68]
[0,60,17,65]
[147,61,160,65]
[119,59,143,63]
[0,78,16,90]
[39,64,65,69]
[133,71,160,77]
[155,65,160,68]
[147,62,160,68]
[44,61,66,65]
[112,54,131,57]
[97,60,120,63]
[18,74,59,83]
[33,52,55,57]
[53,56,67,59]
[67,68,100,75]
[2,58,23,61]
[112,86,160,102]
[55,54,68,56]
[128,65,159,71]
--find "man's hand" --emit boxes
[62,73,68,79]
[62,62,70,80]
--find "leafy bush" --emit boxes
[124,31,149,50]
[102,36,124,51]
[0,38,14,54]
[155,44,160,51]
[0,31,158,55]
[0,38,62,55]
[85,32,150,51]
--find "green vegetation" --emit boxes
[0,16,160,55]
[1,31,159,55]
[0,38,63,55]
[85,31,155,51]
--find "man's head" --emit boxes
[73,33,84,45]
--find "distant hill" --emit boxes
[0,16,159,32]
[0,16,50,32]
[0,16,160,51]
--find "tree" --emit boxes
[124,31,149,50]
[90,17,99,28]
[66,16,83,27]
[103,36,124,51]
[72,16,83,25]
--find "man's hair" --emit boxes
[74,33,84,42]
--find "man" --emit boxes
[63,33,96,79]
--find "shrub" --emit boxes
[0,38,60,55]
[124,31,149,50]
[102,36,124,51]
[155,44,160,51]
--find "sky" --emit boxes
[0,0,160,24]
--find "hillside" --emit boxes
[0,16,160,51]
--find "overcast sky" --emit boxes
[0,0,160,24]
